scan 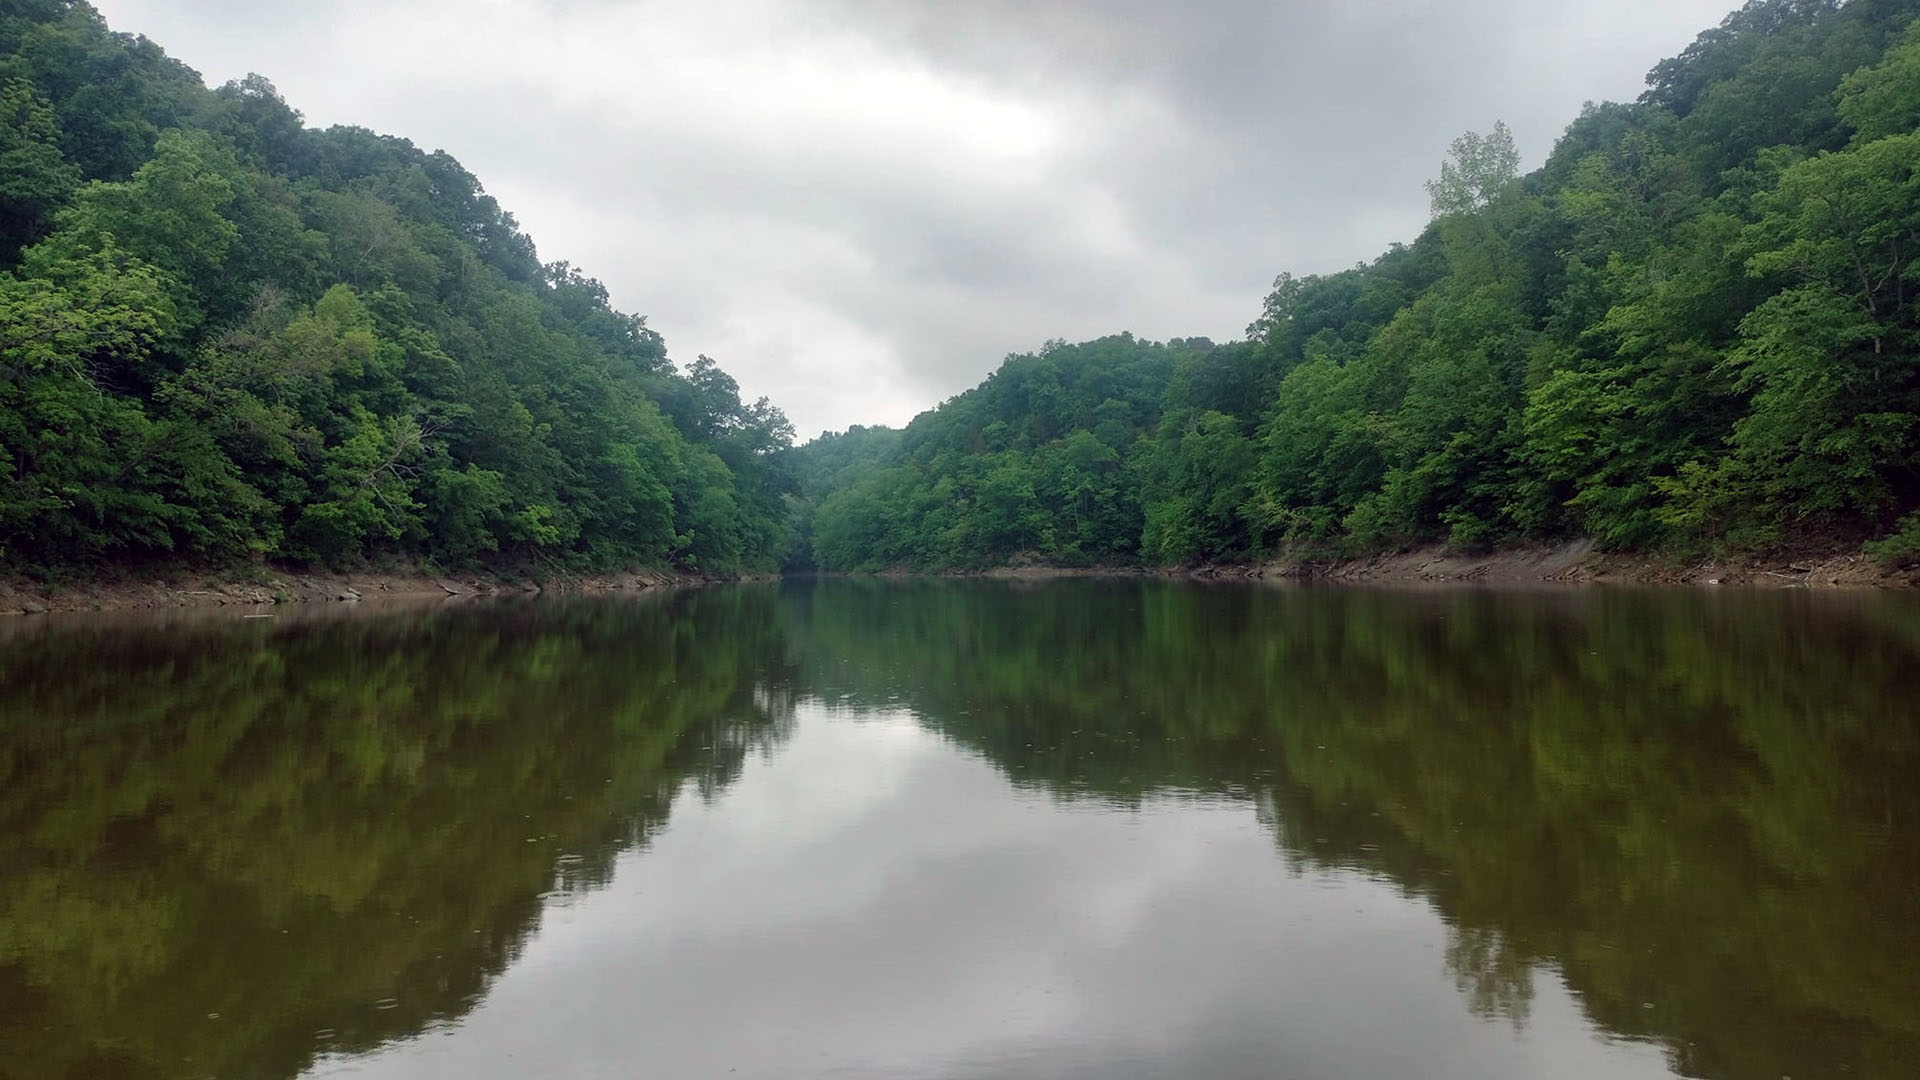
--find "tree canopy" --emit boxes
[9,0,1920,576]
[0,1,794,574]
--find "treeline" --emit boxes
[796,0,1920,571]
[0,1,795,574]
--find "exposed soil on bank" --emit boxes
[956,540,1918,589]
[9,541,1915,615]
[1200,540,1917,589]
[0,564,716,616]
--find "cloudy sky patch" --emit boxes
[96,0,1736,435]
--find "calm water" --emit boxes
[1,581,1916,1080]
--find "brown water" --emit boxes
[1,580,1916,1079]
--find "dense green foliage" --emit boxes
[799,0,1920,570]
[801,335,1190,570]
[0,1,794,573]
[11,0,1920,575]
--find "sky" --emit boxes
[92,0,1739,438]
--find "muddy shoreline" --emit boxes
[5,540,1914,615]
[0,565,726,616]
[977,540,1916,589]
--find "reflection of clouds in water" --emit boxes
[311,701,1673,1080]
[701,707,930,851]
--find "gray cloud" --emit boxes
[95,0,1738,436]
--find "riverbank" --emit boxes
[963,539,1917,588]
[1192,540,1915,588]
[9,541,1914,614]
[0,564,726,615]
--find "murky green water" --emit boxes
[1,581,1916,1080]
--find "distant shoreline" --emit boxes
[5,541,1912,617]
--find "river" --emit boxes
[1,580,1915,1079]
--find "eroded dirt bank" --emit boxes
[8,541,1915,615]
[1210,540,1916,588]
[975,540,1917,588]
[0,566,713,616]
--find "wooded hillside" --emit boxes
[795,0,1920,572]
[1,1,796,574]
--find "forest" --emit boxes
[0,0,796,575]
[4,0,1920,577]
[796,0,1920,572]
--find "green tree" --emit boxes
[1426,121,1521,218]
[0,76,78,261]
[1838,22,1920,142]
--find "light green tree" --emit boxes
[1426,121,1521,218]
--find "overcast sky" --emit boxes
[94,0,1736,437]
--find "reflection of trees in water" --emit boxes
[7,580,1919,1080]
[786,578,1920,1080]
[1446,927,1534,1027]
[684,684,798,804]
[0,590,796,1080]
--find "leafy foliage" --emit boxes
[1426,121,1521,217]
[799,0,1920,568]
[13,0,1920,574]
[803,335,1180,570]
[0,2,793,573]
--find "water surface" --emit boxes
[1,581,1916,1079]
